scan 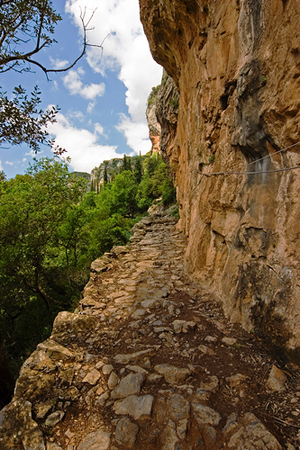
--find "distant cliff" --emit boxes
[140,0,300,361]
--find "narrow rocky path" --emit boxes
[1,205,300,450]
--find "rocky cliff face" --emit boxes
[140,0,300,360]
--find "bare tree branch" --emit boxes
[0,4,105,78]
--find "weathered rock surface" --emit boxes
[0,207,299,449]
[140,0,300,360]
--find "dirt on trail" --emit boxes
[1,204,300,450]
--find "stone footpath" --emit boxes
[1,205,300,450]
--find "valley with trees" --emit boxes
[0,152,176,404]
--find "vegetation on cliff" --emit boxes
[0,153,176,394]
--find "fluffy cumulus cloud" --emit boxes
[48,113,119,172]
[63,68,105,100]
[0,160,3,171]
[65,0,162,154]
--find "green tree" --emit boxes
[0,158,88,371]
[137,154,176,210]
[103,164,108,184]
[110,170,137,217]
[0,1,101,152]
[133,154,143,184]
[121,154,132,172]
[0,86,58,152]
[0,171,6,182]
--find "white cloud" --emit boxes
[63,68,105,100]
[50,57,69,69]
[94,123,105,135]
[25,150,37,157]
[117,114,151,155]
[0,160,3,171]
[65,0,162,153]
[5,161,14,166]
[87,100,96,114]
[68,110,85,121]
[48,113,119,172]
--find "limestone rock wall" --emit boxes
[140,0,300,359]
[146,72,180,157]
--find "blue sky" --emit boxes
[0,0,162,178]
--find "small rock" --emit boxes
[45,411,65,427]
[172,320,196,334]
[108,372,120,390]
[141,299,157,309]
[169,394,190,422]
[64,386,79,401]
[82,369,101,385]
[95,391,110,407]
[196,376,219,400]
[205,336,217,343]
[148,373,163,382]
[102,364,114,375]
[154,326,171,333]
[125,365,149,375]
[96,386,105,396]
[226,374,248,388]
[154,364,191,385]
[222,413,239,436]
[111,373,144,399]
[65,429,75,439]
[77,429,110,450]
[113,394,154,420]
[159,420,179,450]
[192,403,221,426]
[96,361,105,370]
[221,337,236,346]
[34,401,53,420]
[198,345,215,356]
[46,444,63,450]
[115,417,139,448]
[114,349,154,365]
[22,427,46,450]
[266,365,287,392]
[153,320,163,326]
[131,309,146,319]
[227,413,282,450]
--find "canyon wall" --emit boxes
[140,0,300,360]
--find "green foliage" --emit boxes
[209,153,215,163]
[0,158,88,373]
[0,1,62,152]
[162,73,168,87]
[261,75,267,86]
[0,153,177,379]
[147,85,160,108]
[133,155,143,184]
[0,86,58,152]
[120,154,132,172]
[0,171,6,183]
[0,1,95,154]
[169,98,179,108]
[136,154,176,210]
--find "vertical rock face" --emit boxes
[140,0,300,358]
[146,72,180,156]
